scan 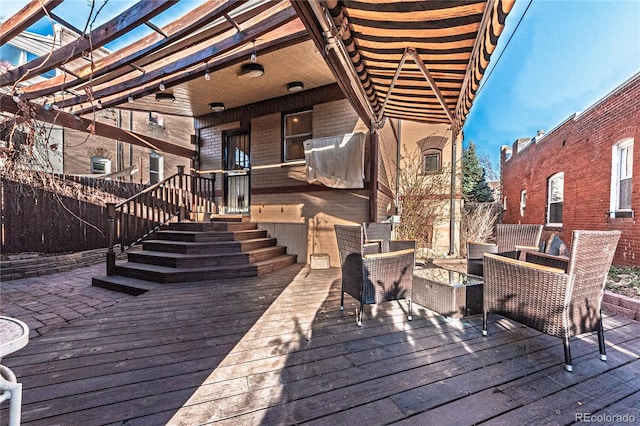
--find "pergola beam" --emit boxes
[0,0,63,47]
[1,95,196,158]
[21,0,245,100]
[67,5,298,114]
[408,48,456,125]
[1,0,175,88]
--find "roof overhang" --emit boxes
[292,0,515,134]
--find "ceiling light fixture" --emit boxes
[128,91,134,103]
[209,102,225,112]
[237,63,264,79]
[159,81,166,91]
[250,40,257,63]
[155,93,175,102]
[204,67,210,81]
[287,81,304,92]
[97,99,103,109]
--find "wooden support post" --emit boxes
[106,202,116,276]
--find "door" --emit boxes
[223,132,250,214]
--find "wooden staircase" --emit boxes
[92,216,297,294]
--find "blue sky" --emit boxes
[463,0,640,166]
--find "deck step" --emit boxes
[127,246,287,268]
[167,221,257,232]
[93,219,295,290]
[155,229,267,242]
[113,254,297,283]
[91,275,165,295]
[210,214,251,222]
[142,237,277,254]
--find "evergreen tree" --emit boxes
[462,141,494,202]
[471,170,495,202]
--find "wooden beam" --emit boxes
[67,5,298,114]
[0,0,63,47]
[1,0,175,87]
[409,48,455,124]
[21,0,246,100]
[1,95,195,159]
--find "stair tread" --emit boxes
[143,237,274,246]
[92,275,166,292]
[117,254,295,273]
[129,246,282,259]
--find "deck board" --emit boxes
[2,264,639,425]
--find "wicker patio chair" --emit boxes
[335,224,415,326]
[467,224,543,276]
[363,222,417,254]
[482,230,621,372]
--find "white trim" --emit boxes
[610,138,634,216]
[547,172,564,226]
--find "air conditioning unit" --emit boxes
[90,156,111,174]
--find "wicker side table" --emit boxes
[413,267,484,318]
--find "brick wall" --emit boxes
[63,110,193,184]
[501,74,640,266]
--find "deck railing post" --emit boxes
[177,165,187,220]
[106,202,116,276]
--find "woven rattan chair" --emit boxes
[335,224,415,326]
[467,224,543,276]
[482,230,621,372]
[362,222,416,254]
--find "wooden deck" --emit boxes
[3,264,640,425]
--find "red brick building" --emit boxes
[501,72,640,266]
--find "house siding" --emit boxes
[501,73,640,266]
[400,121,462,256]
[195,93,397,266]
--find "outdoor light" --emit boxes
[250,40,257,63]
[155,93,175,102]
[204,68,210,81]
[236,63,264,79]
[159,81,166,91]
[97,100,103,109]
[287,81,304,92]
[128,91,134,103]
[209,102,225,112]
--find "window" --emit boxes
[283,110,312,162]
[610,138,633,216]
[422,149,441,173]
[520,190,526,217]
[149,151,163,184]
[547,172,564,225]
[149,112,164,127]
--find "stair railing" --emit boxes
[106,165,215,275]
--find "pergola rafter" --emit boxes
[0,0,176,88]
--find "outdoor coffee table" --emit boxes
[413,267,483,319]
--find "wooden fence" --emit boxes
[1,177,147,254]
